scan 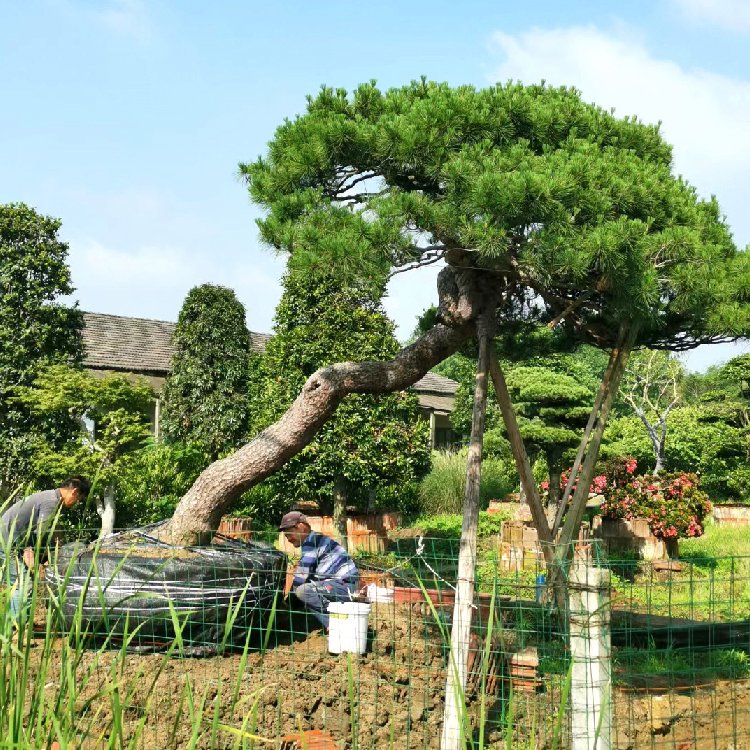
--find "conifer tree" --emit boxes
[161,284,251,461]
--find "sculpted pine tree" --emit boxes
[144,81,747,750]
[162,81,749,548]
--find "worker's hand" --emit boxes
[22,547,35,571]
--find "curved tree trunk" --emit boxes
[159,261,499,546]
[158,321,474,545]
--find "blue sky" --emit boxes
[2,0,749,370]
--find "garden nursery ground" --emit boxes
[19,593,750,750]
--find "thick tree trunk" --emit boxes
[158,321,474,545]
[159,260,500,546]
[333,476,348,551]
[441,334,491,750]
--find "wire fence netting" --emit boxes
[2,525,750,749]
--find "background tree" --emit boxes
[0,203,83,499]
[504,366,593,510]
[14,364,153,531]
[250,271,431,533]
[619,350,684,473]
[161,284,252,461]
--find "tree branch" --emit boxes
[159,321,474,544]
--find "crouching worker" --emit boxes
[1,476,90,623]
[279,511,359,630]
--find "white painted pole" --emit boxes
[569,562,612,750]
[96,486,116,538]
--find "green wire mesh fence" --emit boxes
[2,525,750,749]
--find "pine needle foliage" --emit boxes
[242,80,750,351]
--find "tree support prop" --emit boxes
[441,333,491,750]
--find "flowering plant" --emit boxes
[598,458,712,539]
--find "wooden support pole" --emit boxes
[488,351,554,559]
[441,333,491,750]
[551,326,627,539]
[554,332,634,566]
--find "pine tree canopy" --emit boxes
[242,80,750,351]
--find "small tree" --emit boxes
[620,350,684,473]
[0,203,83,497]
[161,284,252,461]
[252,271,430,535]
[505,366,593,510]
[14,364,153,530]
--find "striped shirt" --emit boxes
[293,531,359,588]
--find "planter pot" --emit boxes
[594,516,668,561]
[218,516,253,541]
[391,587,498,621]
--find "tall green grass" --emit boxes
[417,450,517,515]
[0,532,273,750]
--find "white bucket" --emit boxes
[327,601,371,654]
[365,582,394,604]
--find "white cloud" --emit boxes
[95,0,153,43]
[488,25,750,249]
[65,238,285,332]
[671,0,750,32]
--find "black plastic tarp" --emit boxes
[46,526,287,654]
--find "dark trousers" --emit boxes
[292,579,357,629]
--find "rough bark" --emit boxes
[441,333,491,750]
[333,476,348,551]
[159,263,499,545]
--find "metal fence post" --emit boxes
[569,561,612,750]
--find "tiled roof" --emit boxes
[416,393,456,413]
[82,312,268,374]
[411,371,458,395]
[82,312,458,403]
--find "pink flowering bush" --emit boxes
[598,458,712,540]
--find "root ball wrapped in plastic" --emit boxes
[46,524,287,655]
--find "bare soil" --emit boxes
[25,602,750,749]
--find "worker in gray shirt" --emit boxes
[1,475,90,622]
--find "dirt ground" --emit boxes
[24,601,750,750]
